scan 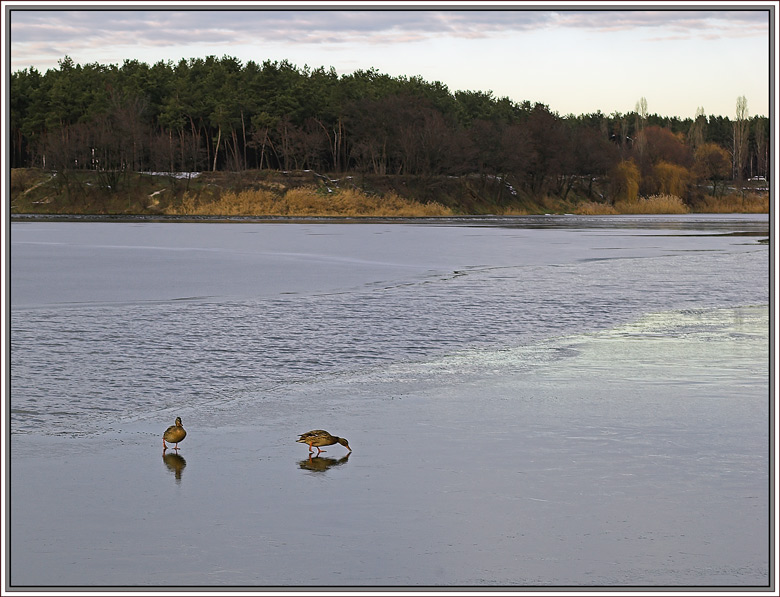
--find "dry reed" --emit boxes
[694,193,768,214]
[165,186,452,217]
[614,194,689,214]
[574,201,619,215]
[492,206,531,216]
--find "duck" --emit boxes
[296,430,351,455]
[163,417,187,450]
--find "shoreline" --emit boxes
[9,211,771,225]
[10,169,770,219]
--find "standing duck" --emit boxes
[296,430,351,455]
[163,417,187,450]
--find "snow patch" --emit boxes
[141,171,201,179]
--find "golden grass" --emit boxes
[693,192,769,214]
[575,192,769,216]
[574,201,619,215]
[492,206,532,216]
[614,194,689,214]
[164,186,453,217]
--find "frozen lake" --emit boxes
[8,215,770,589]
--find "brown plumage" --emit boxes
[163,417,186,450]
[296,430,351,455]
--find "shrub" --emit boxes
[652,161,691,197]
[610,160,640,203]
[693,143,731,196]
[10,168,40,195]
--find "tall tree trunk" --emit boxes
[188,117,197,170]
[337,118,344,172]
[179,129,185,171]
[212,125,221,172]
[230,128,240,171]
[169,130,174,172]
[241,111,247,171]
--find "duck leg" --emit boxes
[308,443,314,453]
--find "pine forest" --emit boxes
[10,55,770,216]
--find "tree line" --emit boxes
[10,54,769,202]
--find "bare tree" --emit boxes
[635,97,648,125]
[633,97,648,164]
[687,106,706,151]
[732,96,750,181]
[753,117,768,180]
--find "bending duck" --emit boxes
[296,430,351,455]
[163,417,187,450]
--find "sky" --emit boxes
[3,2,774,119]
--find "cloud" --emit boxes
[10,8,768,45]
[7,9,546,71]
[552,9,768,39]
[10,9,548,47]
[8,6,770,72]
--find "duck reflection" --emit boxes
[162,452,187,482]
[298,452,351,473]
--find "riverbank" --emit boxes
[9,168,769,217]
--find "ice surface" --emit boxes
[8,216,769,588]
